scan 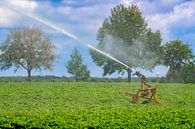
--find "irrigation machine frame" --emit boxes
[88,44,160,104]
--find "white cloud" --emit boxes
[0,0,78,40]
[57,4,114,30]
[0,0,38,27]
[120,0,195,43]
[1,0,195,45]
[121,0,186,14]
[146,1,195,43]
[8,0,38,12]
[0,6,19,27]
[35,2,118,44]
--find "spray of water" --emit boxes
[88,44,135,72]
[1,1,78,40]
[98,34,159,70]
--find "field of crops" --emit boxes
[0,82,194,128]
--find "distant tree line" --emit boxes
[0,4,194,83]
[0,75,167,83]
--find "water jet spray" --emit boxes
[88,44,134,71]
[0,1,77,40]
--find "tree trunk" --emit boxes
[27,70,31,81]
[172,69,174,80]
[127,69,132,82]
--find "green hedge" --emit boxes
[0,109,194,128]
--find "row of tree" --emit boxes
[0,4,194,82]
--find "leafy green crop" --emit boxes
[0,82,194,128]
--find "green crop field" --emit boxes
[0,82,194,128]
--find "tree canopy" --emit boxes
[0,27,56,81]
[162,40,193,70]
[66,48,90,81]
[90,4,162,82]
[162,40,194,81]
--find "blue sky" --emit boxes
[0,0,194,78]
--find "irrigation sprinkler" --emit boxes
[88,44,160,104]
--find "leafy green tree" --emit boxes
[166,69,183,83]
[162,40,194,81]
[0,27,56,81]
[182,61,195,83]
[66,48,90,81]
[90,4,161,82]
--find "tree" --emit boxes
[182,60,195,83]
[0,27,56,81]
[162,40,194,81]
[66,48,90,81]
[90,4,161,82]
